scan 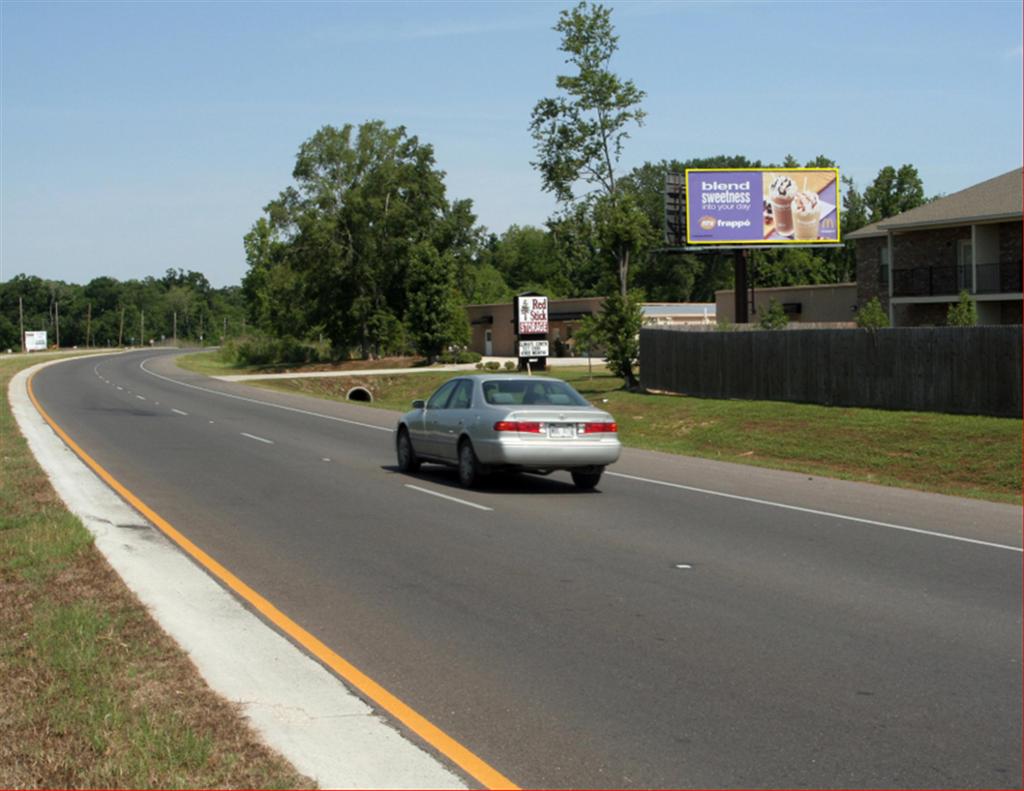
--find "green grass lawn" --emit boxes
[242,363,1022,505]
[0,353,312,788]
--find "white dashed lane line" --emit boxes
[136,395,146,401]
[171,409,189,416]
[240,432,274,445]
[404,484,493,512]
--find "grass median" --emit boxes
[0,353,312,789]
[231,361,1021,505]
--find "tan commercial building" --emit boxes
[715,283,858,326]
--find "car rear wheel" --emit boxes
[396,428,420,473]
[458,440,481,488]
[571,468,603,491]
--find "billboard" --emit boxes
[24,331,47,352]
[685,168,840,245]
[517,295,549,335]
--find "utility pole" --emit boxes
[55,301,60,349]
[86,303,92,348]
[140,310,145,347]
[173,311,177,346]
[118,305,125,347]
[223,316,227,339]
[19,297,25,353]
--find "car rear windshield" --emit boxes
[482,379,590,407]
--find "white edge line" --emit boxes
[171,408,189,416]
[241,432,274,445]
[140,357,394,434]
[404,484,493,512]
[606,471,1022,553]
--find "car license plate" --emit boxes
[548,423,575,438]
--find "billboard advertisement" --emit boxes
[685,168,840,245]
[517,295,549,335]
[24,331,47,352]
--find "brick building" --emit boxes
[847,168,1022,326]
[464,298,715,357]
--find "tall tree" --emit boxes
[405,242,468,362]
[254,122,466,357]
[530,0,646,296]
[864,164,926,221]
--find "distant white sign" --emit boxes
[518,340,549,358]
[517,296,549,335]
[24,331,47,352]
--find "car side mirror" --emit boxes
[412,399,425,410]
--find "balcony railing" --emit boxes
[892,262,1022,297]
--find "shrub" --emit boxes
[758,299,789,330]
[503,361,516,371]
[484,361,501,371]
[437,349,481,364]
[855,297,890,329]
[947,290,978,326]
[223,334,331,367]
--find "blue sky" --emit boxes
[2,0,1021,287]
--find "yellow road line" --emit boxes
[27,370,519,791]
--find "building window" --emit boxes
[879,246,890,285]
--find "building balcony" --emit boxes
[892,262,1022,297]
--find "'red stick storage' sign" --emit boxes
[517,296,549,335]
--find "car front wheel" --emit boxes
[571,468,603,491]
[396,428,420,473]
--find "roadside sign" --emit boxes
[517,296,549,335]
[25,331,47,352]
[518,340,549,358]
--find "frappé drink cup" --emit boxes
[793,190,822,240]
[769,175,797,236]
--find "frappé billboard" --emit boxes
[685,168,840,244]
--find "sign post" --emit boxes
[514,294,549,372]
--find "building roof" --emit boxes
[846,167,1023,239]
[642,303,715,316]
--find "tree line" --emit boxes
[0,269,245,351]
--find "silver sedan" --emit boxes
[395,374,621,490]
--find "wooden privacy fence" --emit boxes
[639,325,1022,418]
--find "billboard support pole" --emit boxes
[734,250,749,324]
[19,297,25,353]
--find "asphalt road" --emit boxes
[32,350,1022,789]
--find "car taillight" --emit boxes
[494,421,544,433]
[579,422,617,434]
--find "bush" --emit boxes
[855,297,890,329]
[223,334,332,367]
[947,290,978,327]
[484,361,501,371]
[758,299,789,330]
[503,361,516,371]
[438,349,481,364]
